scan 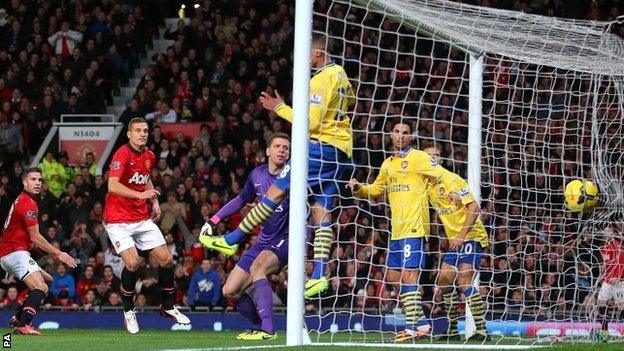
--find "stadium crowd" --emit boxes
[0,0,621,323]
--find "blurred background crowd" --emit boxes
[0,0,621,322]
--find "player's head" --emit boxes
[311,33,330,68]
[423,146,442,165]
[390,121,414,151]
[22,167,42,195]
[266,132,290,168]
[127,117,149,149]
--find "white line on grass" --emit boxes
[160,342,545,351]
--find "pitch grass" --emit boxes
[3,329,623,351]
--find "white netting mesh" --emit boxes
[305,0,624,345]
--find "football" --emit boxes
[564,179,599,212]
[200,222,214,236]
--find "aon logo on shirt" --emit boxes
[129,172,150,184]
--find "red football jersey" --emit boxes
[601,239,624,283]
[103,144,156,224]
[0,192,39,258]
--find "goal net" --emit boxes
[303,0,624,346]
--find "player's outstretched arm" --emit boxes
[209,176,256,225]
[27,225,77,268]
[109,176,160,199]
[209,196,249,225]
[346,178,362,192]
[348,161,388,199]
[260,90,297,124]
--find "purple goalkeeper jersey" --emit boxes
[239,164,289,245]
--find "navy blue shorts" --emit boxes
[273,141,352,210]
[386,237,426,270]
[442,240,484,269]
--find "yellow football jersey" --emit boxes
[427,173,489,248]
[274,63,355,157]
[354,148,456,240]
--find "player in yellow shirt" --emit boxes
[347,122,455,342]
[424,147,489,341]
[200,34,355,298]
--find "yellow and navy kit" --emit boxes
[355,148,455,240]
[274,63,355,157]
[427,173,489,248]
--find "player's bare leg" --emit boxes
[14,271,48,336]
[223,266,260,338]
[438,262,460,340]
[151,245,190,324]
[11,269,54,329]
[457,263,488,340]
[305,204,333,298]
[119,247,142,334]
[223,266,253,302]
[388,269,430,342]
[237,250,281,341]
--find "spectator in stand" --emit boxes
[48,22,83,60]
[119,99,145,128]
[76,265,98,303]
[187,259,221,310]
[54,289,78,310]
[103,291,122,308]
[145,101,177,123]
[38,152,66,199]
[50,264,76,302]
[81,289,98,311]
[0,285,23,310]
[160,191,186,234]
[101,265,121,292]
[0,117,21,171]
[63,93,87,115]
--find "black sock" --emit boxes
[14,305,23,321]
[121,268,138,312]
[600,305,613,331]
[18,289,46,327]
[159,266,175,310]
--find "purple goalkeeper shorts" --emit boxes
[237,237,288,274]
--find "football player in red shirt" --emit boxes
[103,117,189,334]
[0,167,77,335]
[596,226,624,339]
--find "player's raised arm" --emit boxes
[260,90,292,122]
[27,225,77,268]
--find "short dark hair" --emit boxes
[128,117,148,129]
[22,167,42,180]
[312,33,330,52]
[267,132,290,147]
[391,120,413,134]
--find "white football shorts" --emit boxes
[0,251,42,281]
[104,220,166,254]
[598,280,624,304]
